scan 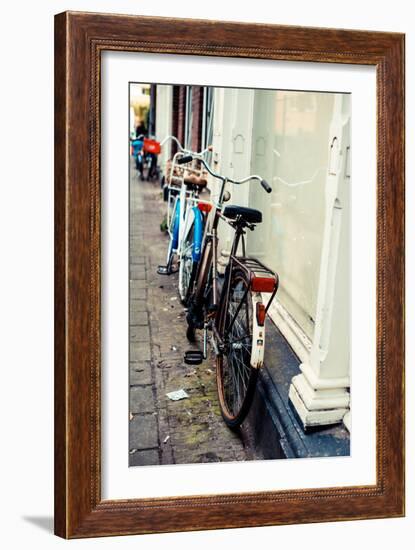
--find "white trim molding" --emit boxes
[288,94,351,429]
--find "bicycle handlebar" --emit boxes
[178,155,272,193]
[160,135,183,150]
[260,179,272,193]
[177,155,194,165]
[160,135,212,157]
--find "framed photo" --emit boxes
[54,11,405,538]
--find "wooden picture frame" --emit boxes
[54,11,405,538]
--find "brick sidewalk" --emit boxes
[129,166,261,466]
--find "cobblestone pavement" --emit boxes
[129,166,262,466]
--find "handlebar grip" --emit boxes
[177,155,193,165]
[261,179,272,193]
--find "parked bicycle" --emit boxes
[157,137,212,305]
[130,134,144,173]
[131,134,161,181]
[178,154,279,428]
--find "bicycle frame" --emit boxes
[164,140,211,231]
[177,198,206,298]
[165,154,209,268]
[160,137,212,274]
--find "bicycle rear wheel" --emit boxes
[216,269,258,429]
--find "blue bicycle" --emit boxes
[157,137,212,305]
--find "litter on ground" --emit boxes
[166,389,189,401]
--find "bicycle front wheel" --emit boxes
[165,198,180,273]
[216,269,258,429]
[178,221,196,304]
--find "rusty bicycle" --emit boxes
[178,154,279,428]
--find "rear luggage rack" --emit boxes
[232,256,279,312]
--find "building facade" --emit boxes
[154,84,351,433]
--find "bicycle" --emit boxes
[157,137,212,305]
[178,154,279,428]
[134,136,161,181]
[130,134,144,176]
[178,192,212,305]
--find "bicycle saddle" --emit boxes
[183,174,208,188]
[223,205,262,224]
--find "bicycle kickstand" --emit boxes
[203,321,208,360]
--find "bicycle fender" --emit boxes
[172,199,181,251]
[191,206,203,262]
[251,292,265,369]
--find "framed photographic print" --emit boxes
[54,11,405,538]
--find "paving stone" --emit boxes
[130,237,143,249]
[129,414,158,449]
[130,224,143,233]
[130,325,150,343]
[129,449,159,467]
[130,311,148,326]
[130,385,155,414]
[130,361,152,385]
[130,342,151,361]
[131,279,146,290]
[130,266,146,280]
[130,300,146,313]
[130,286,146,300]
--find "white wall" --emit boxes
[248,90,346,341]
[155,84,173,169]
[210,87,254,251]
[0,1,412,549]
[211,87,350,361]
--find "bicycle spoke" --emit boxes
[218,272,255,417]
[179,222,195,301]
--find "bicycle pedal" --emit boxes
[157,265,178,275]
[184,350,204,365]
[157,265,171,275]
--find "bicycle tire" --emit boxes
[165,235,175,273]
[216,268,258,429]
[178,221,196,305]
[165,200,179,273]
[186,324,197,343]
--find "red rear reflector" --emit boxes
[251,276,276,293]
[256,303,266,326]
[198,202,212,213]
